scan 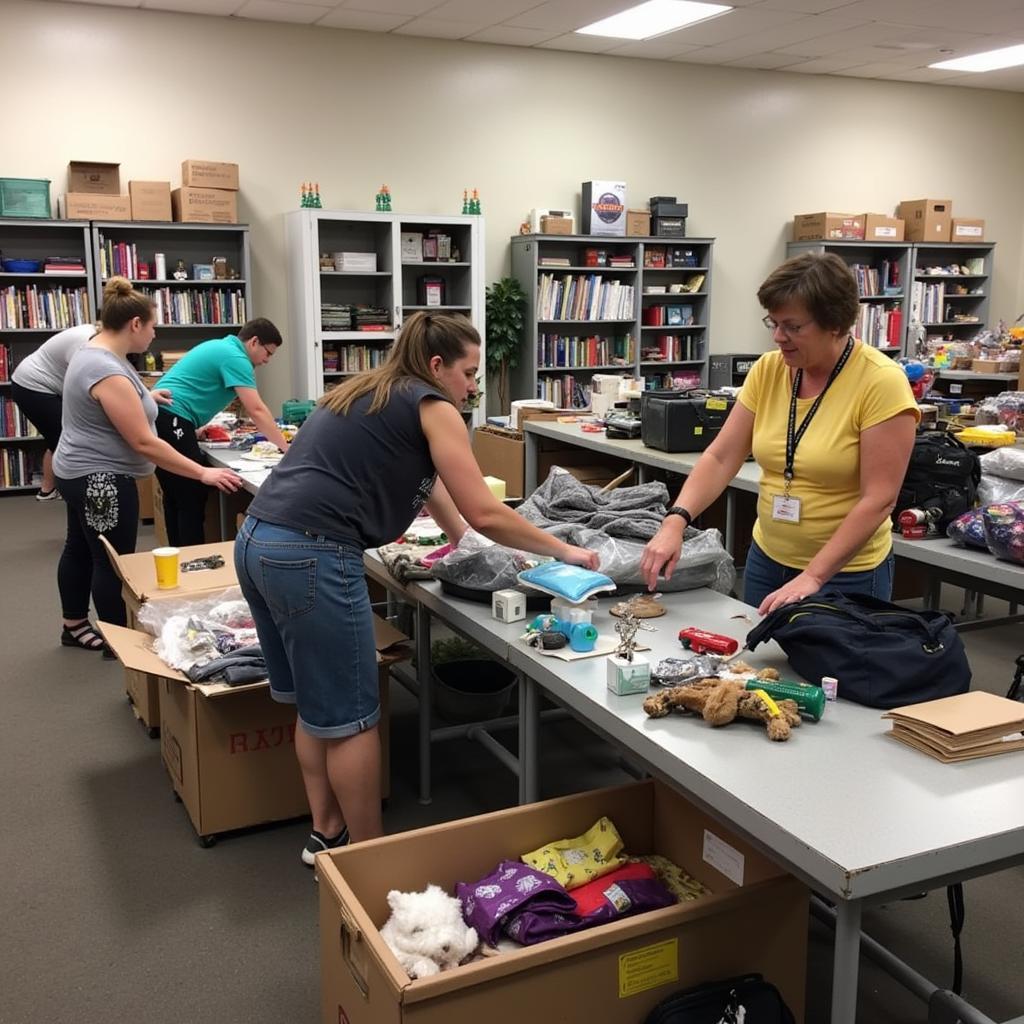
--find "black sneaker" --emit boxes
[36,487,60,501]
[301,827,349,866]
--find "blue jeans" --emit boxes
[742,541,895,609]
[234,516,380,739]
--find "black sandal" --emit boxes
[61,622,108,653]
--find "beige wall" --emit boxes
[5,0,1023,411]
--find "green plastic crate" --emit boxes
[0,178,52,219]
[282,399,316,425]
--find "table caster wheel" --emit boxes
[147,726,159,739]
[198,834,217,848]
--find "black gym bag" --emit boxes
[643,972,795,1024]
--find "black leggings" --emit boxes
[10,381,62,452]
[55,472,140,627]
[155,409,208,546]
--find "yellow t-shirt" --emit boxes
[737,343,920,572]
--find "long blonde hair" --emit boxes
[321,311,480,415]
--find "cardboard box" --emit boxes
[898,199,952,242]
[863,214,905,241]
[792,212,865,241]
[181,159,240,191]
[67,160,120,195]
[626,209,650,236]
[473,427,526,500]
[951,218,985,241]
[129,180,172,222]
[100,613,407,837]
[59,192,131,221]
[318,779,807,1024]
[582,180,627,236]
[540,215,573,235]
[529,209,575,233]
[171,186,238,224]
[971,359,1001,373]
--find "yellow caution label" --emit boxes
[693,426,704,435]
[706,398,728,410]
[618,938,678,997]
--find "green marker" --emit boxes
[745,678,826,722]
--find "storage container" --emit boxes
[0,178,51,219]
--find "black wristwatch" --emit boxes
[665,506,693,527]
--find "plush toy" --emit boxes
[380,884,479,979]
[643,676,800,742]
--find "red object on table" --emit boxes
[678,627,739,656]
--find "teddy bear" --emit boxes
[643,675,800,742]
[380,884,479,979]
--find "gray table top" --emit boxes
[523,419,1024,586]
[361,552,1024,903]
[201,444,272,497]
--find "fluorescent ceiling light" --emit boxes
[930,43,1024,72]
[577,0,732,41]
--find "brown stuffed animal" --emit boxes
[643,677,800,742]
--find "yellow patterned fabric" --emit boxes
[520,816,626,890]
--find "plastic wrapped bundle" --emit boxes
[981,501,1024,564]
[946,509,989,550]
[975,391,1024,433]
[977,447,1024,505]
[430,529,539,593]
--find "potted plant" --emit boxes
[485,276,527,415]
[430,636,516,723]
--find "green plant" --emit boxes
[485,276,527,414]
[431,636,489,665]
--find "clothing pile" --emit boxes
[136,588,267,686]
[377,542,436,585]
[456,816,706,949]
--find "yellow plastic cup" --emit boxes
[152,546,181,590]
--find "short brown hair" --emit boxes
[757,252,859,335]
[239,317,282,347]
[100,276,154,331]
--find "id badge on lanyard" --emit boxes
[774,337,853,525]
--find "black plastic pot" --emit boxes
[432,659,516,723]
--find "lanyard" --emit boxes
[784,337,854,497]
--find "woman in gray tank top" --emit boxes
[235,311,600,862]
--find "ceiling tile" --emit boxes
[833,60,933,77]
[426,0,540,19]
[235,0,332,21]
[316,8,411,29]
[829,0,1023,34]
[887,67,969,82]
[55,0,141,5]
[725,51,808,67]
[464,24,564,45]
[535,31,626,52]
[668,7,804,45]
[605,37,703,59]
[338,0,439,12]
[756,0,857,9]
[784,54,874,72]
[504,0,631,33]
[393,16,490,37]
[142,0,243,12]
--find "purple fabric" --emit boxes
[457,860,579,946]
[947,509,989,549]
[577,877,677,926]
[982,501,1024,564]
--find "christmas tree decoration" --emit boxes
[312,182,322,209]
[470,188,481,215]
[381,184,392,212]
[461,188,470,215]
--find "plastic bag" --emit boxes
[975,391,1024,432]
[980,446,1024,482]
[136,586,258,672]
[981,502,1024,564]
[978,475,1024,506]
[946,509,989,549]
[517,562,617,603]
[430,529,542,592]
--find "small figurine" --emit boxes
[462,189,470,215]
[172,259,188,281]
[381,185,392,212]
[613,606,655,663]
[470,188,481,215]
[311,182,322,209]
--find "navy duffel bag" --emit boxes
[745,586,971,709]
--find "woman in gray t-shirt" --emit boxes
[50,278,242,652]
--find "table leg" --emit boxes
[415,602,432,805]
[725,490,736,559]
[831,898,862,1024]
[518,672,539,805]
[217,491,229,542]
[525,431,538,495]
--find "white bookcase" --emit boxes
[284,209,485,424]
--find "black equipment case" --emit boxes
[640,389,736,453]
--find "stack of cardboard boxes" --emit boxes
[793,201,985,243]
[60,161,132,221]
[173,159,239,224]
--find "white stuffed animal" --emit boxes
[379,884,479,979]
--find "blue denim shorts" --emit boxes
[742,540,895,610]
[234,516,380,739]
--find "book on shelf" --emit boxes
[535,373,589,409]
[536,333,633,369]
[44,256,86,275]
[0,446,42,488]
[0,395,41,438]
[883,691,1024,763]
[855,304,903,349]
[145,287,246,327]
[540,257,571,267]
[0,343,9,381]
[1,284,92,331]
[537,273,634,320]
[323,344,391,373]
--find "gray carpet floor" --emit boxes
[1,494,1022,1023]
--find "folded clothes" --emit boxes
[520,816,626,890]
[457,860,579,947]
[569,863,676,926]
[377,542,434,585]
[186,646,266,684]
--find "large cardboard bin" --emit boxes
[101,613,407,840]
[318,779,807,1024]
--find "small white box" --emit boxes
[607,654,651,695]
[492,589,526,623]
[400,232,423,262]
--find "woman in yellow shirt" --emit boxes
[641,253,919,615]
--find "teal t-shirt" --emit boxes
[157,335,256,427]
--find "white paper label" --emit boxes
[874,226,897,238]
[771,494,801,523]
[955,225,983,237]
[950,383,963,395]
[703,829,745,886]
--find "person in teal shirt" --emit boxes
[155,318,290,545]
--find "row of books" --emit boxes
[0,343,12,381]
[1,286,92,332]
[98,237,144,280]
[851,261,901,297]
[855,305,903,349]
[0,447,42,489]
[320,304,391,331]
[323,345,391,373]
[535,374,591,409]
[145,288,246,327]
[910,281,948,325]
[44,257,86,275]
[0,396,41,439]
[538,273,635,321]
[640,335,703,363]
[537,333,633,369]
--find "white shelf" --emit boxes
[400,261,470,267]
[320,270,390,277]
[936,369,1018,381]
[402,305,471,311]
[112,278,247,287]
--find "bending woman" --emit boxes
[235,311,599,860]
[52,277,241,652]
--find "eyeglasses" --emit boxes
[762,315,813,336]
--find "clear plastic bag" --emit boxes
[977,475,1024,506]
[980,446,1024,482]
[430,529,541,592]
[981,502,1024,564]
[136,587,258,673]
[975,391,1024,432]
